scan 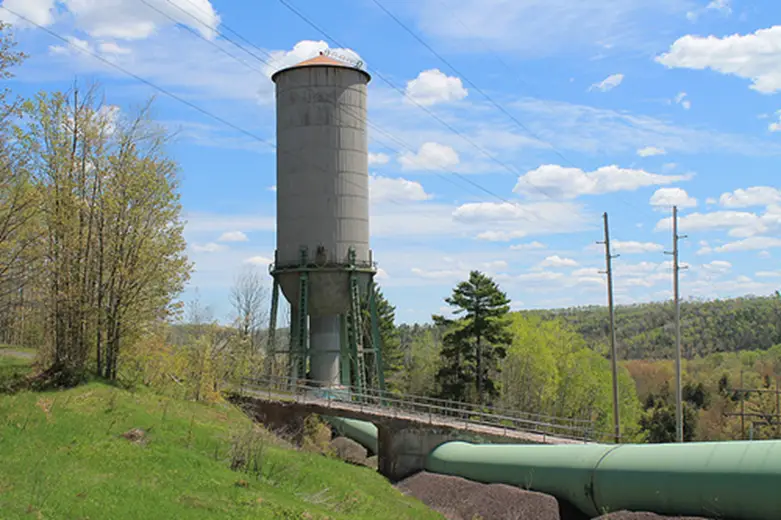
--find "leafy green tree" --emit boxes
[501,313,644,442]
[17,86,191,381]
[434,271,512,405]
[397,324,441,397]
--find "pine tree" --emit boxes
[361,283,402,391]
[434,270,512,405]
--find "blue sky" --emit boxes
[3,0,781,325]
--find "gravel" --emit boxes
[595,513,713,520]
[396,471,561,520]
[396,472,716,520]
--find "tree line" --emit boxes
[528,294,781,360]
[0,24,191,384]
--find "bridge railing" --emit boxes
[238,374,597,443]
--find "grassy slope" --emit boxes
[0,357,440,520]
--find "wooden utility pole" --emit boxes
[665,206,686,443]
[599,212,621,443]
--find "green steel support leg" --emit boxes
[348,272,365,396]
[266,278,279,378]
[369,280,386,394]
[296,273,309,383]
[288,306,299,386]
[339,314,351,386]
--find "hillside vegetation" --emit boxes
[0,355,440,520]
[526,295,781,360]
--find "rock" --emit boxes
[365,455,378,470]
[329,436,368,465]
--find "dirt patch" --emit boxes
[121,428,148,445]
[396,471,561,520]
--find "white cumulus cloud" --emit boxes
[513,164,690,200]
[0,0,56,26]
[719,186,781,208]
[509,241,547,250]
[702,260,732,273]
[673,92,692,110]
[192,242,227,253]
[398,142,459,171]
[264,40,363,77]
[770,111,781,132]
[218,231,248,243]
[650,187,697,209]
[715,237,781,252]
[637,146,666,157]
[656,26,781,94]
[540,255,578,268]
[244,255,272,266]
[370,175,432,203]
[612,240,665,254]
[476,230,527,242]
[589,73,624,92]
[368,152,390,166]
[405,69,468,106]
[655,208,781,238]
[49,0,221,40]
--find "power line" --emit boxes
[274,0,529,181]
[369,0,572,173]
[0,5,419,212]
[378,0,664,220]
[163,0,558,223]
[162,0,516,206]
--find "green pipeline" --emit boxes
[325,416,781,519]
[325,416,378,454]
[426,440,781,519]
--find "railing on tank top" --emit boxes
[238,374,597,443]
[269,247,378,274]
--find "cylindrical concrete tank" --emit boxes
[272,54,373,318]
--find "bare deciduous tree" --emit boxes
[229,266,268,352]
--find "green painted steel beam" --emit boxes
[296,272,309,380]
[348,271,365,395]
[369,280,386,393]
[266,278,280,377]
[339,314,351,386]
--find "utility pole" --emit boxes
[598,212,621,444]
[665,206,687,443]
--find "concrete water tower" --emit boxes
[266,51,385,393]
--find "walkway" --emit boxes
[236,376,594,445]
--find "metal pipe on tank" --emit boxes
[309,315,341,386]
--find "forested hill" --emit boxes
[523,294,781,360]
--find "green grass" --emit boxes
[0,344,38,355]
[0,380,442,519]
[0,351,36,393]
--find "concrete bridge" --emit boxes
[231,377,594,481]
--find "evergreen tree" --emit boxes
[434,271,512,405]
[361,284,402,391]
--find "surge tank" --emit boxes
[271,53,375,386]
